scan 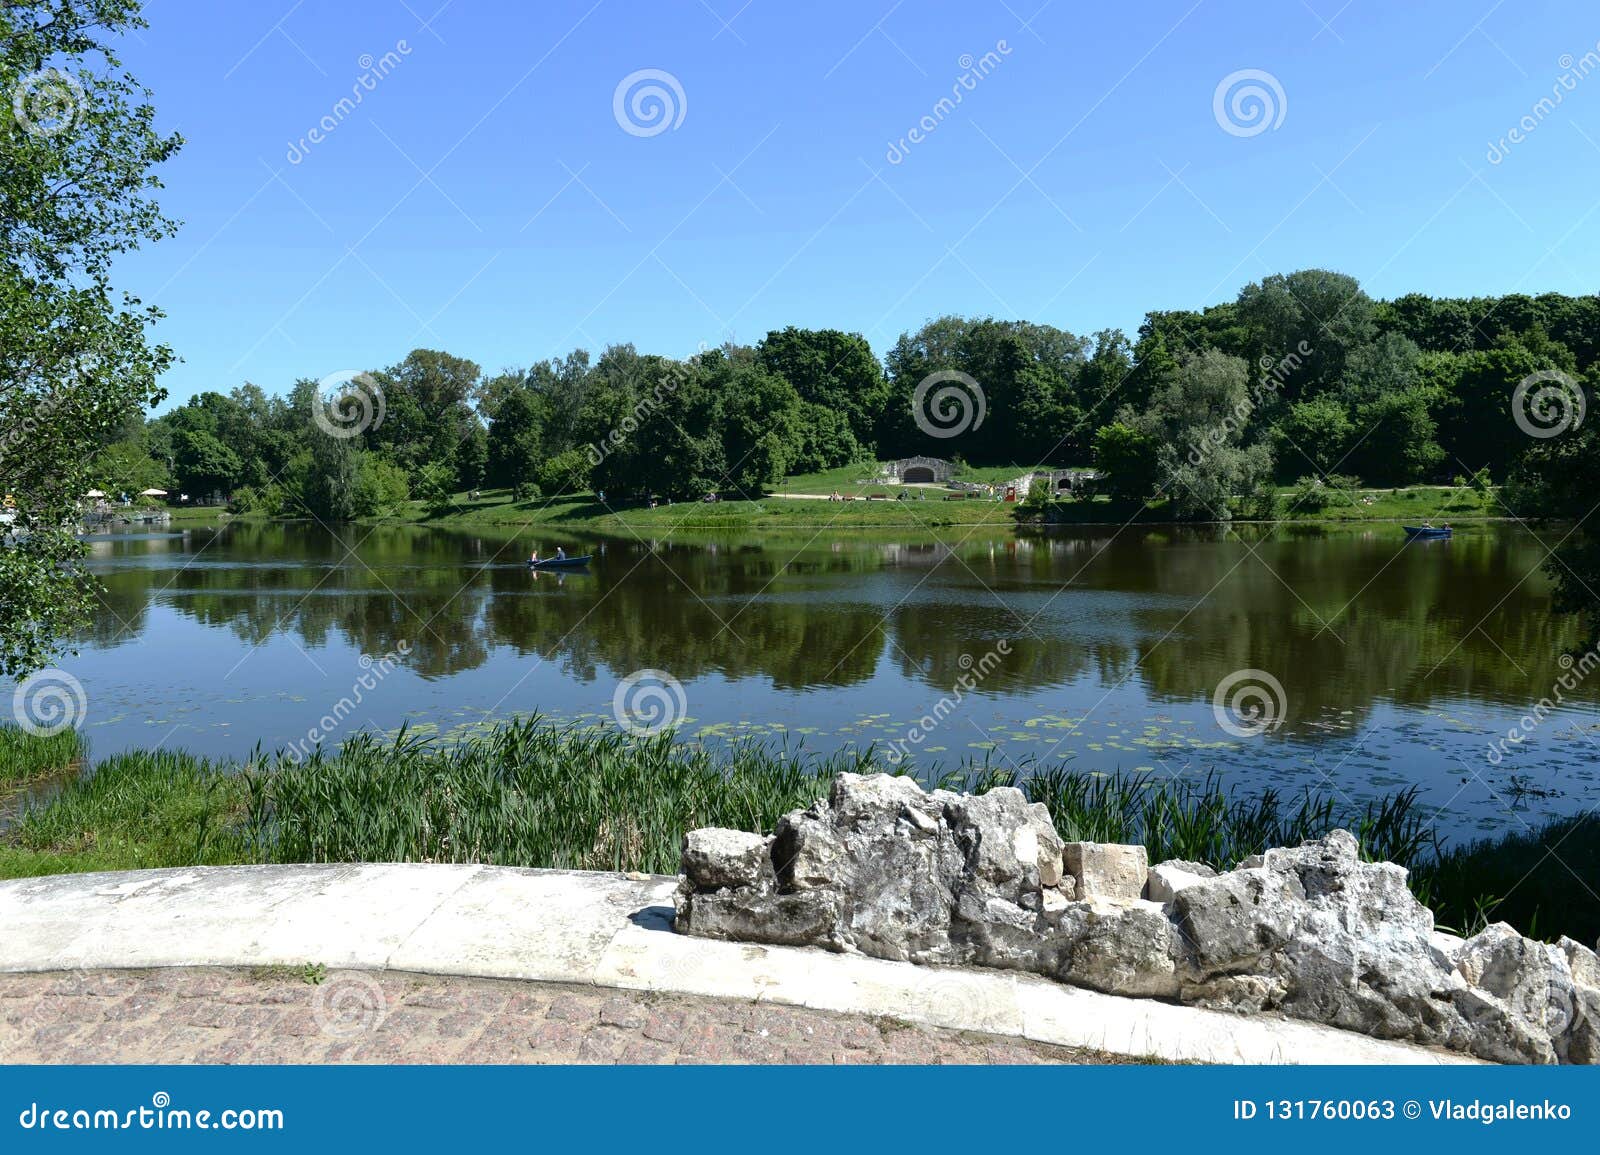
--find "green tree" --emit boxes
[486,386,544,490]
[1346,389,1445,485]
[290,429,361,522]
[352,454,409,516]
[1235,269,1376,402]
[172,427,242,496]
[367,349,481,472]
[757,327,889,450]
[535,448,590,498]
[0,0,182,675]
[414,461,456,517]
[1092,422,1161,503]
[1273,397,1353,480]
[715,359,802,497]
[1146,351,1273,520]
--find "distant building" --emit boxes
[882,456,955,484]
[1008,469,1099,497]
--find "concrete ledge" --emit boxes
[0,865,1477,1065]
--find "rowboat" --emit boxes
[1403,525,1452,539]
[528,554,591,569]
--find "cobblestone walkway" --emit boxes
[0,969,1112,1064]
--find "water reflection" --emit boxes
[85,520,1595,717]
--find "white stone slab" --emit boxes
[0,865,1483,1064]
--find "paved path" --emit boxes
[0,864,1476,1065]
[0,969,1111,1065]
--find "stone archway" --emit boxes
[902,466,935,484]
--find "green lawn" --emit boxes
[214,477,1506,533]
[1271,484,1496,522]
[377,484,1018,530]
[773,460,1045,497]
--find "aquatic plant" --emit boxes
[0,724,85,788]
[2,718,1594,942]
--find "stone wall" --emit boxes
[675,773,1600,1065]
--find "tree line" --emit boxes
[92,270,1597,525]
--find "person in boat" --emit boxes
[555,546,566,560]
[529,547,539,564]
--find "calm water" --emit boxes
[55,520,1600,842]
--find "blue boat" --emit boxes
[528,554,591,569]
[1403,525,1452,540]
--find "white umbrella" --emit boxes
[139,488,167,496]
[83,489,106,498]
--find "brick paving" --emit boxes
[0,969,1115,1064]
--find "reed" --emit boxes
[3,747,247,876]
[0,724,85,787]
[2,719,1592,943]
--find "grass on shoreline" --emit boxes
[183,477,1507,533]
[2,720,1595,943]
[0,726,84,788]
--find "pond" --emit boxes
[56,519,1600,844]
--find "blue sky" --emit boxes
[115,0,1600,409]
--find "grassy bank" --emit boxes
[197,477,1508,533]
[377,483,1501,533]
[372,488,1018,531]
[2,720,1594,943]
[0,726,84,788]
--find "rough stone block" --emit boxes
[680,829,772,891]
[1146,860,1215,903]
[1560,936,1600,990]
[1061,841,1147,902]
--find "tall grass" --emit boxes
[244,719,874,874]
[1,718,1593,943]
[0,724,85,787]
[1411,814,1600,942]
[934,764,1435,868]
[3,748,247,876]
